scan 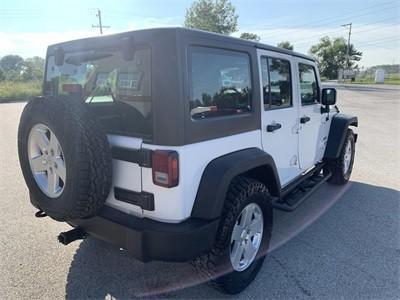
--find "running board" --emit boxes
[273,170,332,212]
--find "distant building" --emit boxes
[375,69,385,84]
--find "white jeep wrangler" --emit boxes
[18,28,357,294]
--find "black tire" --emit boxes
[325,129,355,185]
[18,96,112,221]
[192,177,273,294]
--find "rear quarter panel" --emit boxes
[141,130,262,223]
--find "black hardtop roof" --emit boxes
[48,27,315,62]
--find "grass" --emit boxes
[351,73,400,85]
[0,81,42,103]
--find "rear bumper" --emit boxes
[68,206,219,262]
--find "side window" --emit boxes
[189,47,252,120]
[261,56,292,109]
[260,57,270,109]
[299,63,319,105]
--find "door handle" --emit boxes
[266,123,282,132]
[300,116,311,124]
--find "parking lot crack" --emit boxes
[271,254,313,298]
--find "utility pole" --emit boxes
[92,8,110,35]
[341,23,352,69]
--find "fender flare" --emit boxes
[324,113,358,159]
[191,148,281,220]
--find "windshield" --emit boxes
[44,48,152,138]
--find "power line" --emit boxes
[92,8,110,35]
[351,17,400,35]
[291,16,399,46]
[267,0,398,31]
[355,36,400,46]
[264,17,398,52]
[342,23,352,68]
[258,1,399,40]
[286,28,347,46]
[360,43,399,50]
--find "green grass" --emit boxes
[0,81,42,103]
[351,73,400,85]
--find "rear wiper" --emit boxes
[86,85,102,103]
[65,52,112,65]
[86,85,115,103]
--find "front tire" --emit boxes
[192,177,273,294]
[325,129,355,185]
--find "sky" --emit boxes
[1,0,399,67]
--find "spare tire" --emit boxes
[18,96,112,221]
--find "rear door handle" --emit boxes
[300,116,311,124]
[266,123,282,132]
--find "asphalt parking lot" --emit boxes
[0,84,399,299]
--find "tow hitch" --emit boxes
[34,210,47,218]
[58,227,87,245]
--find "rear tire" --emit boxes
[325,129,355,185]
[192,177,273,294]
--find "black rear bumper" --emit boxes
[68,206,219,262]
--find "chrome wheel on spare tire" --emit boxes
[230,203,264,272]
[28,124,66,198]
[18,96,112,221]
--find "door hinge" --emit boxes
[111,147,153,168]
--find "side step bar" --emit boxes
[273,164,331,212]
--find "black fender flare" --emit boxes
[324,113,358,159]
[191,148,281,220]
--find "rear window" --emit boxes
[189,47,252,120]
[45,48,152,138]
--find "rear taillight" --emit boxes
[152,150,179,188]
[62,84,82,94]
[43,81,53,96]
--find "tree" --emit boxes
[20,56,45,81]
[0,68,5,81]
[184,0,238,35]
[240,32,260,42]
[309,36,362,79]
[0,55,24,72]
[4,70,19,81]
[277,41,294,50]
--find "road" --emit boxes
[0,85,399,299]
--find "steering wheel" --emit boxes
[215,87,245,110]
[221,87,242,96]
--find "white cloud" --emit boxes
[0,30,115,58]
[0,16,181,59]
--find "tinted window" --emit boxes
[261,57,292,109]
[268,58,292,109]
[299,63,319,105]
[260,57,270,109]
[45,48,152,138]
[190,47,252,120]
